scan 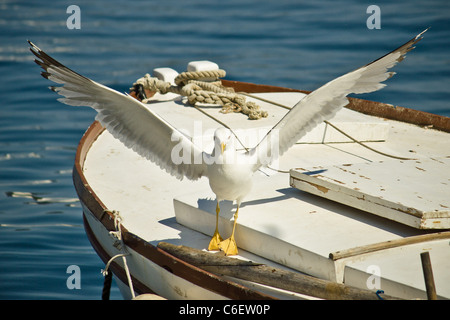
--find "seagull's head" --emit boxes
[214,127,235,155]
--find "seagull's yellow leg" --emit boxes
[208,202,223,251]
[219,206,239,256]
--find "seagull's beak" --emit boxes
[221,142,226,154]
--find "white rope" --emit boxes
[102,210,135,299]
[101,253,128,276]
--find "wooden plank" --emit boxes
[290,158,450,229]
[329,231,450,260]
[157,242,403,300]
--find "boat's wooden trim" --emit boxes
[122,229,275,299]
[346,97,450,133]
[157,242,403,300]
[73,120,275,300]
[73,121,116,231]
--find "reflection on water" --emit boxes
[5,191,79,205]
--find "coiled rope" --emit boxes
[131,69,268,120]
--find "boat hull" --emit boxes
[74,80,450,300]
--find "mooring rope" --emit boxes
[101,210,135,299]
[131,70,268,120]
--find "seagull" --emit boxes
[29,29,426,256]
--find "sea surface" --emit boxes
[1,0,449,300]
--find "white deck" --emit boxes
[83,92,450,299]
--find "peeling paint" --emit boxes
[304,180,329,194]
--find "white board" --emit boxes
[290,158,450,229]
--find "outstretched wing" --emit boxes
[249,29,427,168]
[29,41,207,181]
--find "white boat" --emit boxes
[72,63,450,300]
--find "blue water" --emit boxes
[1,0,449,299]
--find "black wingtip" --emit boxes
[417,27,430,39]
[28,40,48,72]
[28,40,40,57]
[362,28,428,69]
[411,28,429,48]
[28,40,91,83]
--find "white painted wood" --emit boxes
[173,170,423,283]
[142,93,389,151]
[343,239,450,299]
[290,158,450,229]
[300,110,389,144]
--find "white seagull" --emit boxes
[29,29,426,255]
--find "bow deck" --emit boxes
[80,89,450,299]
